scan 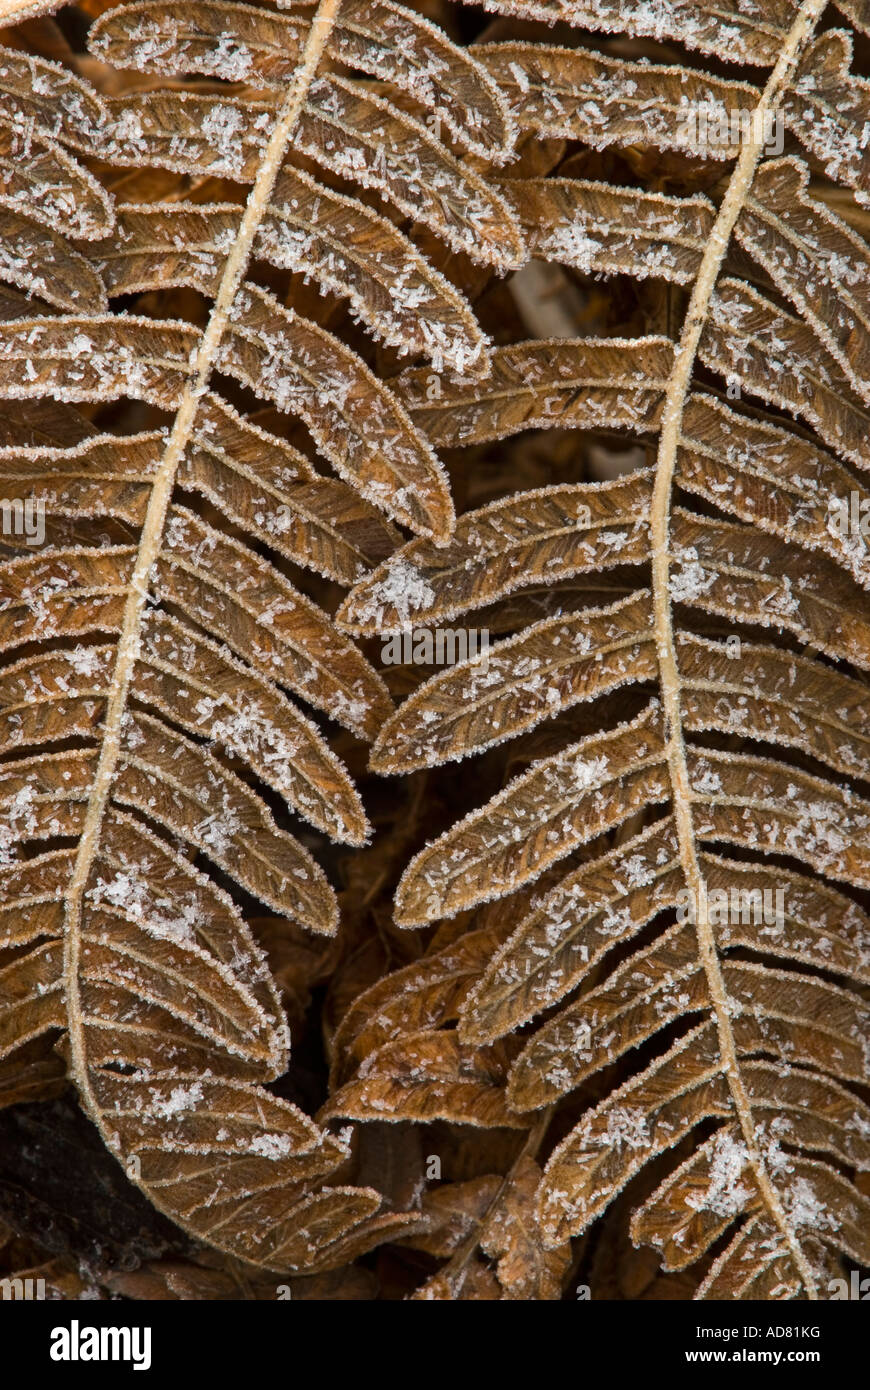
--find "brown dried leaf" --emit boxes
[676,393,870,589]
[479,1157,570,1300]
[156,506,392,739]
[475,0,798,65]
[736,157,870,404]
[321,1030,526,1128]
[699,278,870,470]
[477,42,755,157]
[395,703,669,925]
[90,0,513,157]
[219,285,455,539]
[338,475,653,637]
[0,208,107,311]
[94,180,489,374]
[783,31,870,199]
[398,339,671,447]
[504,178,714,285]
[372,590,655,773]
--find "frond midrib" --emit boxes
[60,0,344,1175]
[648,0,830,1299]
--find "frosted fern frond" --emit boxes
[0,0,527,1272]
[335,0,870,1298]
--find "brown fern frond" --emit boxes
[0,0,520,1273]
[93,184,488,372]
[5,0,870,1304]
[88,0,514,158]
[336,0,870,1298]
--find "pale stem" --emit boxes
[650,0,829,1297]
[63,0,344,1124]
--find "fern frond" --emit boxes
[6,0,870,1300]
[93,82,523,267]
[0,0,510,1271]
[342,0,870,1297]
[93,184,488,372]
